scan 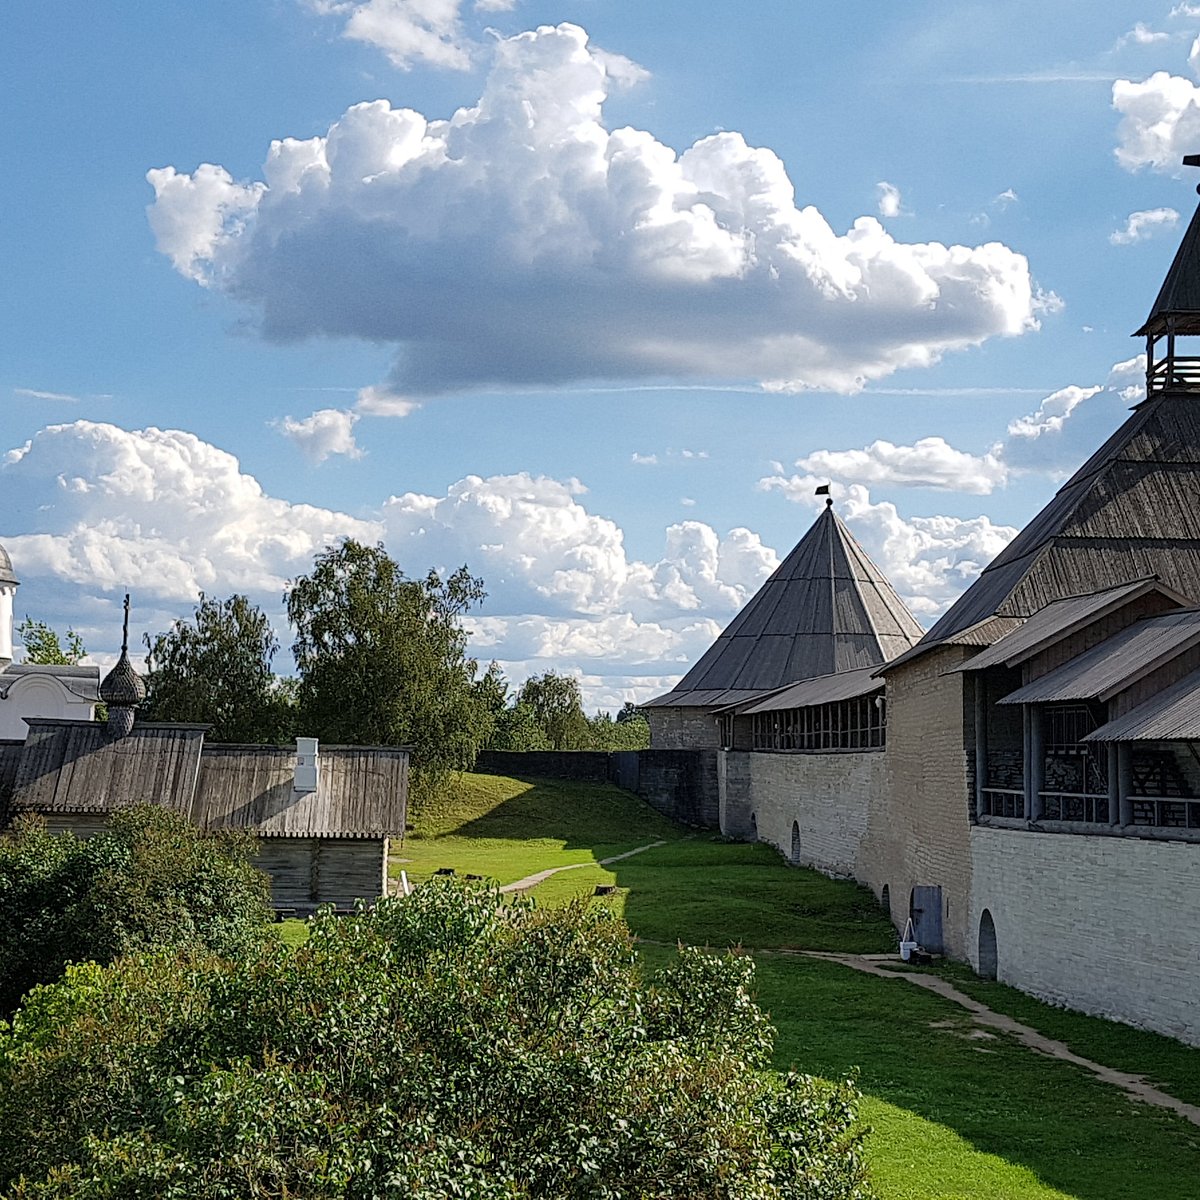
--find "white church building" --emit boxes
[0,544,100,740]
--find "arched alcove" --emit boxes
[749,812,758,841]
[978,909,998,980]
[880,884,891,922]
[790,820,801,863]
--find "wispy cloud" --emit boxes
[1111,207,1180,245]
[13,387,80,402]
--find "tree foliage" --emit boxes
[0,881,872,1199]
[142,592,295,743]
[586,710,651,751]
[286,540,492,803]
[0,807,271,1014]
[17,617,86,666]
[516,670,590,750]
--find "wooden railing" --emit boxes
[1147,356,1200,393]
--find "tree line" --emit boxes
[24,539,649,804]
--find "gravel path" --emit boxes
[498,840,669,894]
[798,950,1200,1128]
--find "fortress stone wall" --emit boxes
[970,826,1200,1045]
[719,747,882,879]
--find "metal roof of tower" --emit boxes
[644,501,924,708]
[885,177,1200,674]
[1136,196,1200,337]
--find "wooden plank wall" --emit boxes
[255,836,388,910]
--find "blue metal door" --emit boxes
[909,886,944,954]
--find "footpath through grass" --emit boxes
[384,771,1200,1200]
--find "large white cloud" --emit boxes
[780,367,1132,499]
[1,421,379,598]
[148,23,1039,400]
[797,436,1007,494]
[0,423,782,706]
[1113,70,1200,171]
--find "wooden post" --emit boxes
[1107,744,1120,825]
[974,674,987,817]
[1027,706,1045,822]
[1118,743,1134,826]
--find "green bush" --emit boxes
[0,881,873,1199]
[0,806,271,1013]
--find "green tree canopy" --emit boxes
[0,882,871,1198]
[517,669,589,750]
[286,540,492,803]
[0,807,270,1014]
[142,592,293,743]
[17,617,86,665]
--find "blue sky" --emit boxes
[3,1,1199,707]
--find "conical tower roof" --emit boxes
[1136,197,1200,337]
[645,502,924,708]
[895,187,1200,668]
[898,390,1200,665]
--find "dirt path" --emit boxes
[499,840,669,894]
[796,950,1200,1128]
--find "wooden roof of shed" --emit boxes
[192,744,409,838]
[889,392,1200,670]
[9,721,205,815]
[645,504,923,708]
[6,724,409,840]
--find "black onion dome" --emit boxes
[0,544,18,588]
[100,650,146,708]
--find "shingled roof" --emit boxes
[644,503,924,708]
[1136,199,1200,337]
[887,390,1200,670]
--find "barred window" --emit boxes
[751,694,885,751]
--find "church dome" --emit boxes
[0,544,18,588]
[100,649,146,708]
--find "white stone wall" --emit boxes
[970,826,1200,1046]
[724,749,883,878]
[0,673,97,740]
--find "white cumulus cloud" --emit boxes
[876,181,903,218]
[1113,70,1200,171]
[148,23,1039,399]
[1110,207,1180,243]
[275,407,363,461]
[797,437,1007,494]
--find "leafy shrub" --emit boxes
[0,806,271,1013]
[0,881,873,1199]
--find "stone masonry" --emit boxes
[970,826,1200,1045]
[860,645,976,952]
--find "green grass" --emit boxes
[392,771,680,886]
[390,771,1200,1198]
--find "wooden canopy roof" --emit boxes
[645,503,923,708]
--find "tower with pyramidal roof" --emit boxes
[643,493,923,753]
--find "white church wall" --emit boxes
[0,672,97,740]
[970,826,1200,1046]
[735,749,883,878]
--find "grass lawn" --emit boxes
[390,771,680,886]
[376,771,1200,1198]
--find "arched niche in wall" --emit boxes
[749,811,758,841]
[790,820,801,864]
[978,909,998,980]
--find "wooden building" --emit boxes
[3,720,409,911]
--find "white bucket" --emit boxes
[899,940,918,962]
